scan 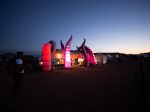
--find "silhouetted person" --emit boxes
[8,52,25,94]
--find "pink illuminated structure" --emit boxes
[42,40,56,71]
[77,39,97,66]
[42,43,52,71]
[41,36,96,71]
[61,36,72,68]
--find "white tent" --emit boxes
[95,53,108,64]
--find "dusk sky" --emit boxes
[0,0,150,54]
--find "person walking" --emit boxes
[8,52,25,95]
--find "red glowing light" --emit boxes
[42,43,52,71]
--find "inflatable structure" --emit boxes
[42,43,52,71]
[77,39,97,66]
[61,36,72,68]
[41,36,96,71]
[42,40,56,71]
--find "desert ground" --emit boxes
[0,59,149,112]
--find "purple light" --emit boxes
[64,36,72,68]
[65,49,71,68]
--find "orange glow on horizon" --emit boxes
[93,48,150,55]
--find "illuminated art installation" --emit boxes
[41,36,96,70]
[42,40,56,71]
[77,39,97,67]
[61,36,72,68]
[42,43,52,71]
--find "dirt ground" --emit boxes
[0,60,149,112]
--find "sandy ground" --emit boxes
[0,61,148,112]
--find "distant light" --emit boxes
[78,58,84,62]
[39,61,43,65]
[57,53,62,59]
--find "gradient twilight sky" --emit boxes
[0,0,150,54]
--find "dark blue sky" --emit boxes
[1,0,150,54]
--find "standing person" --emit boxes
[8,52,25,94]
